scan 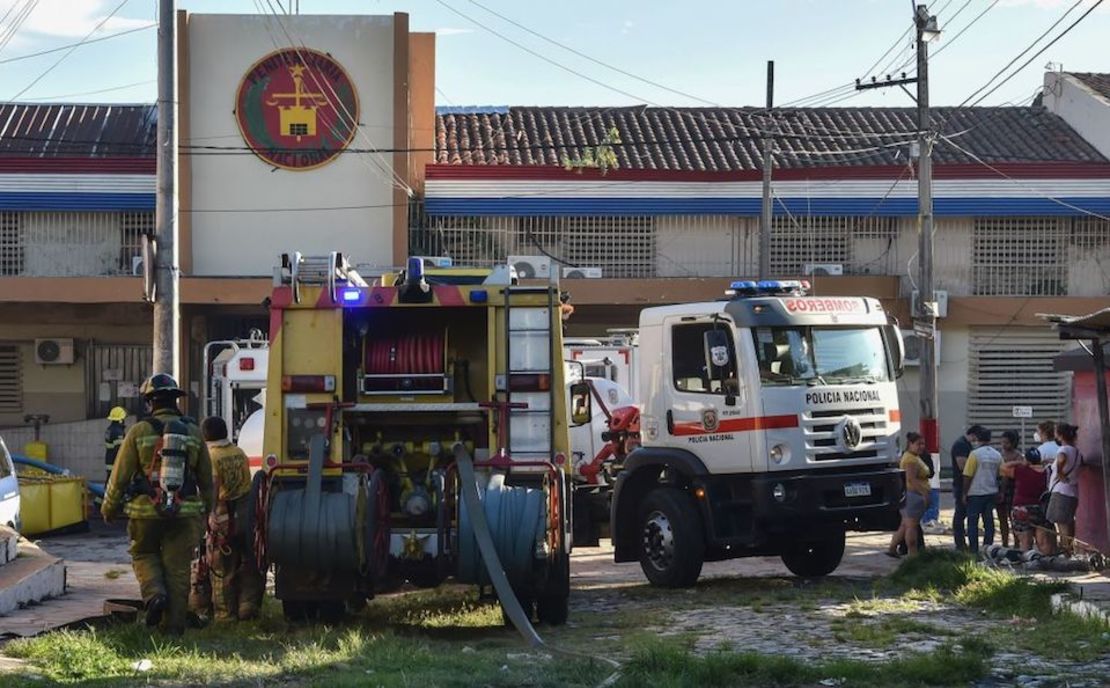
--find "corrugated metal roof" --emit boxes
[434,105,1107,170]
[1070,72,1110,101]
[0,103,156,157]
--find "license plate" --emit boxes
[844,482,872,498]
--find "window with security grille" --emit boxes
[972,218,1067,295]
[119,212,154,274]
[1070,216,1110,249]
[967,329,1070,447]
[0,345,21,414]
[0,212,22,276]
[769,216,897,275]
[516,216,655,278]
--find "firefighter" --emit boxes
[101,374,213,635]
[104,406,127,482]
[199,416,264,621]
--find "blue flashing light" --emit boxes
[341,288,362,303]
[406,256,425,280]
[469,289,489,303]
[727,278,810,299]
[757,280,782,291]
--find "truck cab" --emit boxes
[610,280,906,586]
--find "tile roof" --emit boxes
[0,103,156,158]
[434,106,1107,170]
[1070,72,1110,101]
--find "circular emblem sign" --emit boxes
[235,48,359,171]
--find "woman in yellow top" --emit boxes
[887,432,930,558]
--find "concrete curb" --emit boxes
[0,537,67,617]
[1051,591,1110,625]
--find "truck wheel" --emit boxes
[536,552,570,625]
[780,530,846,578]
[638,488,704,588]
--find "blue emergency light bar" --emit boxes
[726,279,810,298]
[341,288,362,303]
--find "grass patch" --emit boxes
[3,592,609,687]
[618,638,987,687]
[830,617,955,647]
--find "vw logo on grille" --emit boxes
[838,416,863,449]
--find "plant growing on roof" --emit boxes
[562,127,621,174]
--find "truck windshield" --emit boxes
[752,326,891,386]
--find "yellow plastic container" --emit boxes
[23,440,48,461]
[18,475,87,535]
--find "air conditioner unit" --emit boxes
[131,255,144,276]
[34,338,75,365]
[562,266,603,279]
[803,263,844,276]
[900,330,941,367]
[911,289,949,318]
[507,255,553,279]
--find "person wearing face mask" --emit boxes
[1034,421,1060,553]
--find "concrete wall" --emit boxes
[0,417,118,480]
[1045,72,1110,161]
[186,14,397,276]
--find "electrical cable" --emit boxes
[0,22,155,65]
[5,0,131,103]
[25,79,154,101]
[0,1,39,56]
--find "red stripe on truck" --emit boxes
[671,413,799,436]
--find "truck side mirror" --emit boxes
[569,381,592,426]
[883,324,905,379]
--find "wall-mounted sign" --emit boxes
[235,48,359,171]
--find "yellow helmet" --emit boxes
[107,406,127,422]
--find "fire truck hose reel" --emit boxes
[453,444,543,647]
[267,434,359,571]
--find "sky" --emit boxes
[0,0,1107,108]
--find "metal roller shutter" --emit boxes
[967,328,1072,446]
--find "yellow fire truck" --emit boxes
[253,253,574,624]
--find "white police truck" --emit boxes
[606,279,906,586]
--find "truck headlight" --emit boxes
[772,483,787,502]
[770,443,789,464]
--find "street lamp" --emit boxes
[916,4,941,42]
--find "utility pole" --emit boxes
[913,4,940,458]
[758,60,774,280]
[152,0,179,379]
[856,4,941,456]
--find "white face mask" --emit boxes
[1033,432,1041,443]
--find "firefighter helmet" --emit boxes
[107,406,127,422]
[139,373,186,399]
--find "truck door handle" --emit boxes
[666,410,674,435]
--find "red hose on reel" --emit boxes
[365,334,445,375]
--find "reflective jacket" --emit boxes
[207,440,251,503]
[104,421,125,467]
[101,408,214,520]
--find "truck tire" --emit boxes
[780,530,846,578]
[638,488,704,588]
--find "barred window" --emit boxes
[1071,216,1110,249]
[972,217,1066,296]
[0,344,21,414]
[769,216,897,275]
[0,212,22,276]
[517,216,655,278]
[120,212,154,274]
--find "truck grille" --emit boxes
[802,407,894,463]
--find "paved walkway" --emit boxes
[0,520,137,638]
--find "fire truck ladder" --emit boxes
[502,284,557,464]
[280,251,366,303]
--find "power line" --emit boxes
[25,79,154,101]
[930,0,1001,59]
[6,0,132,103]
[465,0,715,106]
[0,22,154,65]
[0,1,40,57]
[956,0,1085,109]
